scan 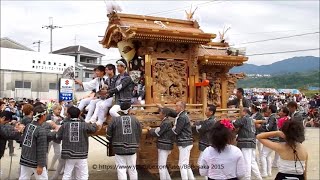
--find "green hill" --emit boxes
[237,71,320,89]
[231,56,320,75]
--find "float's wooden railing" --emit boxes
[136,106,240,173]
[92,104,240,135]
[91,104,241,174]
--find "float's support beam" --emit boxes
[189,76,195,104]
[194,70,200,104]
[221,75,228,109]
[145,54,152,104]
[201,73,207,118]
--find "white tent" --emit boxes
[277,89,301,94]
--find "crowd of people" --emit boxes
[230,91,320,128]
[0,57,313,180]
[242,92,320,120]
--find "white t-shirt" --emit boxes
[199,145,246,179]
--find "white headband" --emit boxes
[33,111,46,121]
[120,106,132,114]
[117,61,126,67]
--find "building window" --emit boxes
[43,61,46,64]
[87,59,94,63]
[49,83,57,90]
[24,82,31,88]
[54,62,56,65]
[75,72,79,78]
[48,62,51,65]
[15,81,31,88]
[85,72,94,78]
[32,60,35,63]
[38,61,41,64]
[64,63,66,66]
[15,81,23,88]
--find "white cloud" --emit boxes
[1,1,319,65]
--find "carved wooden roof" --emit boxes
[100,12,216,48]
[198,46,248,66]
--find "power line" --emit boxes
[26,39,69,48]
[25,27,319,50]
[61,21,108,27]
[24,29,319,50]
[238,31,319,45]
[247,48,320,56]
[59,1,222,27]
[230,28,319,36]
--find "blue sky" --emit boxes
[1,1,319,65]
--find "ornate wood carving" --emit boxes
[137,41,191,58]
[212,78,221,107]
[107,12,120,25]
[226,72,246,97]
[111,32,123,44]
[199,65,224,107]
[136,40,155,56]
[153,60,188,103]
[152,42,189,58]
[189,45,199,76]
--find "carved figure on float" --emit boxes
[213,78,222,107]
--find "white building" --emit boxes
[52,45,104,82]
[0,38,75,100]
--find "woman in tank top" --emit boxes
[257,120,308,180]
[199,119,246,180]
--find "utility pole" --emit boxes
[42,17,62,53]
[32,40,43,52]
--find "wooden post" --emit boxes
[221,75,228,108]
[145,54,152,104]
[193,71,199,103]
[201,73,207,118]
[189,76,195,104]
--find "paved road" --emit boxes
[0,128,319,179]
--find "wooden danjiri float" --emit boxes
[94,11,248,175]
